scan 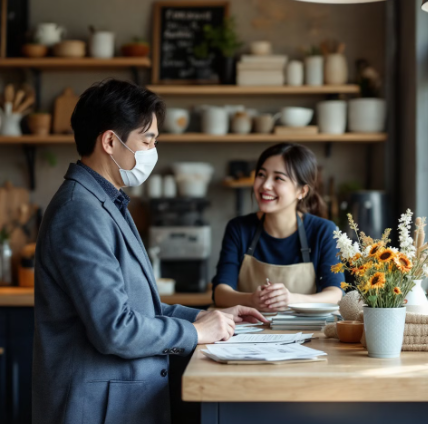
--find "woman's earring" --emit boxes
[298,196,302,200]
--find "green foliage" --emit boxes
[194,17,243,59]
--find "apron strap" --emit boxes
[246,213,311,262]
[297,213,311,263]
[246,214,265,256]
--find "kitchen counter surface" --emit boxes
[0,287,213,307]
[183,330,428,403]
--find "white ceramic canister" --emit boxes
[305,55,324,86]
[0,113,23,136]
[147,174,163,198]
[231,112,252,134]
[286,60,304,86]
[348,98,386,133]
[163,175,177,198]
[317,100,347,134]
[89,31,115,58]
[325,53,348,85]
[201,106,229,135]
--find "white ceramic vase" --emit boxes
[89,31,115,58]
[317,100,347,134]
[305,56,324,86]
[0,113,23,136]
[201,106,228,135]
[164,108,190,134]
[348,98,386,133]
[363,306,406,358]
[405,279,428,314]
[287,60,304,86]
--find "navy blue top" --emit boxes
[76,160,130,219]
[212,213,343,298]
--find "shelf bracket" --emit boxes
[130,67,140,85]
[235,188,245,216]
[23,144,36,191]
[325,142,333,158]
[30,68,42,111]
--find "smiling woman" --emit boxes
[212,143,344,310]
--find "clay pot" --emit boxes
[22,44,48,58]
[121,43,150,57]
[27,113,52,136]
[53,40,86,58]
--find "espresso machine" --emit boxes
[148,198,211,293]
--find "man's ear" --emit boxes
[100,131,115,155]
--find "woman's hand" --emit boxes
[259,283,295,311]
[248,286,274,312]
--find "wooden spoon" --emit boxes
[15,95,35,114]
[13,90,25,112]
[4,84,14,103]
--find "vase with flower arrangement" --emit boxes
[331,209,428,358]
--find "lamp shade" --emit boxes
[423,0,428,12]
[294,0,385,3]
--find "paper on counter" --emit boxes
[233,327,264,334]
[215,332,312,344]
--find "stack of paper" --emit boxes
[202,342,327,364]
[270,312,338,331]
[236,55,287,86]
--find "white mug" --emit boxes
[305,56,324,86]
[201,106,229,135]
[89,31,115,58]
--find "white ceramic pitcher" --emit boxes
[0,104,22,136]
[35,23,66,47]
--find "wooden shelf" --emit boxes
[147,84,360,95]
[0,57,151,69]
[223,179,254,188]
[0,132,387,145]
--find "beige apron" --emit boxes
[238,214,316,294]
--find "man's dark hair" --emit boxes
[71,79,166,156]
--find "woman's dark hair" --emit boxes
[255,143,327,218]
[71,79,166,156]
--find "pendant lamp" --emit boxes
[294,0,385,3]
[423,0,428,12]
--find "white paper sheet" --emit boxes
[214,332,312,344]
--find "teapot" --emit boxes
[254,113,280,134]
[35,23,66,47]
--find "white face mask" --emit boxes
[110,132,158,187]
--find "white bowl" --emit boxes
[250,41,272,56]
[278,107,313,127]
[348,99,386,133]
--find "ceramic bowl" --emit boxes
[53,40,86,58]
[279,107,313,127]
[22,44,48,58]
[250,41,272,56]
[336,320,364,343]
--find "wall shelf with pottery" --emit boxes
[147,84,360,96]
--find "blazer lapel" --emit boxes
[102,200,161,310]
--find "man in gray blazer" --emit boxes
[33,79,266,424]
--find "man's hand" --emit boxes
[193,310,235,344]
[219,305,269,324]
[259,283,294,311]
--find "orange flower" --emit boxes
[349,253,362,266]
[377,248,396,262]
[340,282,351,290]
[369,272,386,289]
[331,263,345,274]
[394,253,413,273]
[393,287,402,295]
[369,243,383,257]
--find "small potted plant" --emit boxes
[195,17,243,84]
[332,210,428,358]
[121,38,150,57]
[348,59,386,133]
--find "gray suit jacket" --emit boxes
[33,164,200,424]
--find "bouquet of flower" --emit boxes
[331,209,428,308]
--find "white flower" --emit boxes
[363,245,372,257]
[423,264,428,277]
[398,209,416,259]
[333,229,360,260]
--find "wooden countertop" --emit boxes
[183,330,428,402]
[0,287,212,307]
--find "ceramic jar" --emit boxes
[405,280,428,314]
[231,112,252,134]
[363,306,406,358]
[286,60,304,86]
[305,56,324,86]
[201,106,229,135]
[348,98,386,133]
[254,114,276,134]
[163,175,177,198]
[0,113,23,136]
[250,41,272,56]
[89,31,115,58]
[325,53,348,85]
[147,175,163,198]
[27,113,52,136]
[164,108,190,134]
[317,100,347,134]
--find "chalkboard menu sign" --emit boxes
[152,1,229,84]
